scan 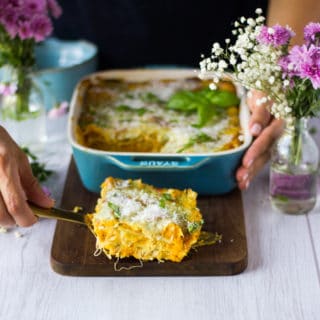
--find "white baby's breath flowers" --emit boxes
[283,79,290,87]
[209,83,217,90]
[199,9,292,120]
[268,76,275,84]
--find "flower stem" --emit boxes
[293,126,302,166]
[16,67,32,119]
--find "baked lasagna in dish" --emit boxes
[76,77,243,153]
[85,177,203,262]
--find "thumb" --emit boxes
[25,176,55,208]
[247,90,272,136]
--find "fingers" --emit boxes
[0,153,38,227]
[247,90,272,136]
[242,118,284,168]
[236,117,284,190]
[237,151,271,190]
[0,193,15,227]
[0,126,54,227]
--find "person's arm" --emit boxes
[236,0,320,190]
[0,126,54,227]
[267,0,320,44]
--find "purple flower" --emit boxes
[23,0,47,13]
[283,44,320,89]
[0,0,61,41]
[299,45,320,89]
[17,20,33,40]
[30,14,53,42]
[278,55,293,75]
[257,24,295,47]
[304,22,320,45]
[48,101,69,119]
[47,0,62,18]
[42,186,52,197]
[0,8,19,38]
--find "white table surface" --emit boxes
[1,115,320,320]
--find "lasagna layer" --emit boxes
[77,78,243,153]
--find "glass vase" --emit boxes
[269,117,319,215]
[0,65,47,150]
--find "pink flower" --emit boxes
[299,45,320,89]
[283,44,320,89]
[0,0,61,41]
[278,55,292,74]
[0,8,19,38]
[30,14,53,42]
[0,82,17,96]
[23,0,47,13]
[304,22,320,45]
[42,186,52,197]
[17,20,34,40]
[48,101,69,119]
[257,24,295,47]
[47,0,62,18]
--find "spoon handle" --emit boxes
[29,203,86,225]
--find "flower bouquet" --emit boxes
[200,9,320,214]
[0,0,61,146]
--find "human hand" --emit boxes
[236,90,284,190]
[0,126,54,227]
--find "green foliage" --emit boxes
[21,147,53,182]
[0,26,35,69]
[286,78,320,118]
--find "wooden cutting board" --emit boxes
[50,158,248,276]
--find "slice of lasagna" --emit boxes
[86,177,203,262]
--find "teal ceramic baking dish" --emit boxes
[68,69,252,195]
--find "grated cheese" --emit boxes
[78,78,242,154]
[0,227,7,233]
[87,177,204,263]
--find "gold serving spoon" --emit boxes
[29,203,86,225]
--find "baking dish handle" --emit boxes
[107,155,210,170]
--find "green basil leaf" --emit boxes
[116,105,147,116]
[177,132,214,153]
[167,87,239,127]
[167,91,200,111]
[206,90,240,107]
[194,104,218,128]
[115,105,132,111]
[108,202,121,218]
[187,220,203,233]
[139,92,163,103]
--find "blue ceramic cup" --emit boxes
[34,37,98,110]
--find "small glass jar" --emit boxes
[0,65,47,150]
[269,117,319,215]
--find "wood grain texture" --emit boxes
[50,158,248,276]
